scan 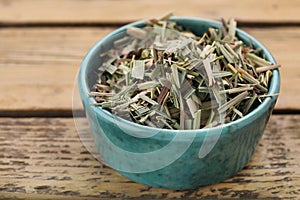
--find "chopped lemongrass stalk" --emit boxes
[211,84,225,105]
[228,18,237,40]
[98,101,116,108]
[161,92,170,108]
[186,98,198,118]
[163,105,171,118]
[185,119,193,130]
[159,11,174,21]
[179,93,185,130]
[238,67,259,84]
[198,86,210,93]
[233,107,243,118]
[203,58,215,87]
[157,86,169,105]
[227,63,238,74]
[193,110,202,129]
[239,74,268,93]
[105,64,118,75]
[136,106,151,116]
[244,92,258,113]
[125,72,130,86]
[218,91,249,113]
[256,64,281,73]
[89,92,114,97]
[258,93,279,98]
[111,99,138,110]
[95,84,110,91]
[171,64,181,88]
[137,81,160,90]
[200,44,212,58]
[224,43,239,59]
[216,43,234,63]
[219,86,253,94]
[213,71,232,78]
[246,53,272,67]
[180,70,187,84]
[131,60,145,80]
[140,94,159,105]
[111,82,137,100]
[171,88,179,109]
[126,27,147,39]
[264,70,273,87]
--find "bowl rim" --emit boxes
[79,17,280,134]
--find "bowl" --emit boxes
[78,17,280,190]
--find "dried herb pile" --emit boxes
[89,14,279,130]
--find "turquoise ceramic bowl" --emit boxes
[78,17,280,190]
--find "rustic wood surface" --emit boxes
[0,115,299,199]
[0,0,299,24]
[0,27,299,113]
[0,0,299,199]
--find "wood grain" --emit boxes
[0,115,299,199]
[0,27,299,113]
[0,27,112,115]
[0,0,299,24]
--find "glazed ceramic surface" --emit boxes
[78,17,280,190]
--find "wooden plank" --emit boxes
[0,115,299,199]
[0,27,299,113]
[0,27,113,115]
[0,0,299,24]
[244,27,300,112]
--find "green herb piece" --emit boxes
[256,64,281,73]
[193,110,202,129]
[216,42,234,63]
[140,94,159,105]
[126,27,147,39]
[218,91,249,113]
[219,86,253,94]
[246,53,272,67]
[244,92,258,114]
[185,119,193,130]
[131,60,145,80]
[186,98,198,118]
[105,64,118,75]
[171,64,181,88]
[137,81,160,90]
[89,92,114,97]
[203,58,215,87]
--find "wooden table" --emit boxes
[0,1,299,199]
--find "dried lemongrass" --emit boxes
[256,64,281,73]
[89,16,280,130]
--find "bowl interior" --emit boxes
[79,17,280,134]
